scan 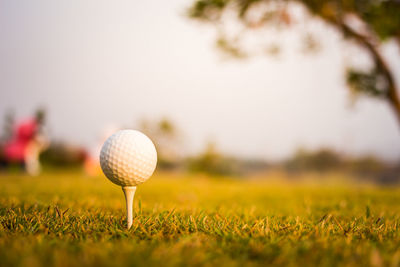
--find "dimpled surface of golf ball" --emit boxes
[100,130,157,186]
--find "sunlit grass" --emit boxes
[0,171,400,266]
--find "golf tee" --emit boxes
[122,186,137,229]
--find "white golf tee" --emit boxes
[122,186,136,229]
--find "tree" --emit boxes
[285,148,343,172]
[188,0,400,125]
[187,142,239,175]
[139,117,183,169]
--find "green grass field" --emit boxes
[0,171,400,267]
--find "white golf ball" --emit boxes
[100,130,157,186]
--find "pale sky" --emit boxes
[0,0,399,161]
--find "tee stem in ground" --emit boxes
[122,186,136,229]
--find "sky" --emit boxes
[0,0,399,161]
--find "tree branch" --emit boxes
[330,18,400,126]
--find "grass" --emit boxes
[0,171,400,267]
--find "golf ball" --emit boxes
[100,130,157,186]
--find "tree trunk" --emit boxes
[339,21,400,128]
[387,86,400,128]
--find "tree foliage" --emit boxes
[187,142,239,175]
[188,0,400,125]
[139,118,183,169]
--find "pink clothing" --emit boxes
[3,119,38,162]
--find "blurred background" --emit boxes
[0,0,399,184]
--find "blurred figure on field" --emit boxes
[84,125,119,176]
[0,109,49,175]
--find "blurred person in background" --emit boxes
[0,109,48,175]
[84,125,120,176]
